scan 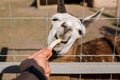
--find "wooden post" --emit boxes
[116,0,120,18]
[36,0,40,9]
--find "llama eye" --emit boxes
[52,18,59,21]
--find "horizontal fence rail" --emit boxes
[0,62,120,74]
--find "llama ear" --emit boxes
[57,0,67,13]
[80,8,104,26]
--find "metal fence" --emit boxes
[0,0,120,80]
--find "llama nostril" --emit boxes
[61,36,71,44]
[61,22,67,28]
[54,32,71,44]
[78,30,83,35]
[54,33,64,40]
[54,33,58,39]
[52,18,59,21]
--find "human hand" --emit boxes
[20,48,52,77]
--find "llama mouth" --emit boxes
[54,33,71,44]
[61,36,71,44]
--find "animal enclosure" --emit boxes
[0,0,120,80]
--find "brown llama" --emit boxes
[48,0,104,62]
[47,0,108,80]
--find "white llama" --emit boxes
[48,0,104,55]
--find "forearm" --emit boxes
[15,71,39,80]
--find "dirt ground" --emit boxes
[0,0,120,79]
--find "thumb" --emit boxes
[28,48,52,60]
[44,48,52,59]
[38,48,52,59]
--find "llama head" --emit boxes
[48,0,104,55]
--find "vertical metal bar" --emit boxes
[8,0,17,78]
[45,1,50,80]
[8,0,13,62]
[45,0,49,47]
[9,0,16,62]
[79,0,86,79]
[110,1,120,79]
[112,19,118,62]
